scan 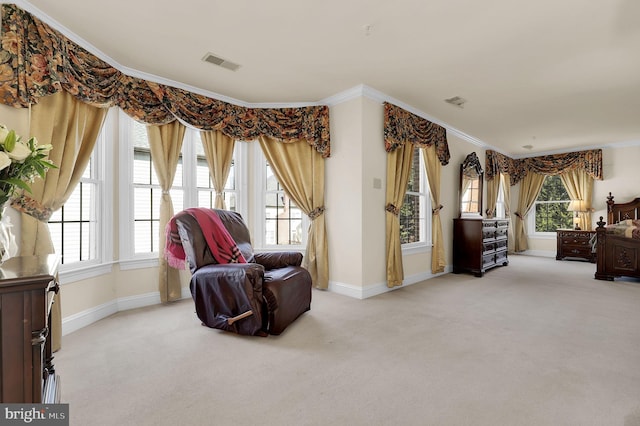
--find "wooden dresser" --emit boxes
[0,255,60,403]
[453,218,509,277]
[556,229,596,263]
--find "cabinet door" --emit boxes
[0,289,46,403]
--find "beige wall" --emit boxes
[326,97,365,288]
[328,97,484,294]
[360,97,386,285]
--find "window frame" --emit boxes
[189,132,245,214]
[527,175,572,238]
[252,143,308,251]
[119,111,157,269]
[401,147,432,254]
[119,114,246,269]
[494,174,506,219]
[55,108,114,282]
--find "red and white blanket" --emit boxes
[165,208,247,269]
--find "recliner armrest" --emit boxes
[253,252,303,270]
[195,262,265,277]
[190,262,266,336]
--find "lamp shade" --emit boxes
[567,200,587,212]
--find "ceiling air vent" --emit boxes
[445,96,467,108]
[202,52,240,71]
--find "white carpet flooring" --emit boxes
[55,255,640,426]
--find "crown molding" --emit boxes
[321,84,504,153]
[12,1,331,109]
[509,139,640,159]
[3,1,522,155]
[12,1,634,158]
[607,139,640,148]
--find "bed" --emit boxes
[594,193,640,281]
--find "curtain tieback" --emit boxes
[309,206,325,220]
[385,203,400,216]
[11,196,54,222]
[514,212,523,219]
[432,204,443,215]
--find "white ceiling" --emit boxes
[16,0,640,156]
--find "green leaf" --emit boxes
[33,163,46,179]
[0,177,31,193]
[4,130,16,152]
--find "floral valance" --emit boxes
[0,4,330,157]
[485,150,525,183]
[383,102,450,165]
[486,149,603,185]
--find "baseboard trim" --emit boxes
[61,287,192,336]
[61,300,118,336]
[63,268,456,334]
[520,250,555,258]
[329,266,452,300]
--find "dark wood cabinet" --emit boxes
[0,255,60,403]
[556,229,596,262]
[453,218,509,277]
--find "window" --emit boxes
[255,145,306,249]
[400,148,431,247]
[264,162,303,245]
[130,121,185,254]
[48,108,112,272]
[194,132,238,211]
[531,175,572,233]
[494,174,506,219]
[48,164,97,264]
[120,112,243,263]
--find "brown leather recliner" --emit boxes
[173,208,312,336]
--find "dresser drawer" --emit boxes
[482,229,496,241]
[561,236,590,246]
[562,245,592,259]
[482,221,497,229]
[482,253,496,268]
[495,239,508,252]
[496,220,509,228]
[483,241,497,254]
[495,228,507,240]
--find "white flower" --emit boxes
[0,124,9,144]
[0,152,11,171]
[36,142,53,153]
[6,141,31,161]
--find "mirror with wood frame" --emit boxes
[459,152,483,217]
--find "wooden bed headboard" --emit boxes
[606,192,640,224]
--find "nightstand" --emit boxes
[556,229,596,263]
